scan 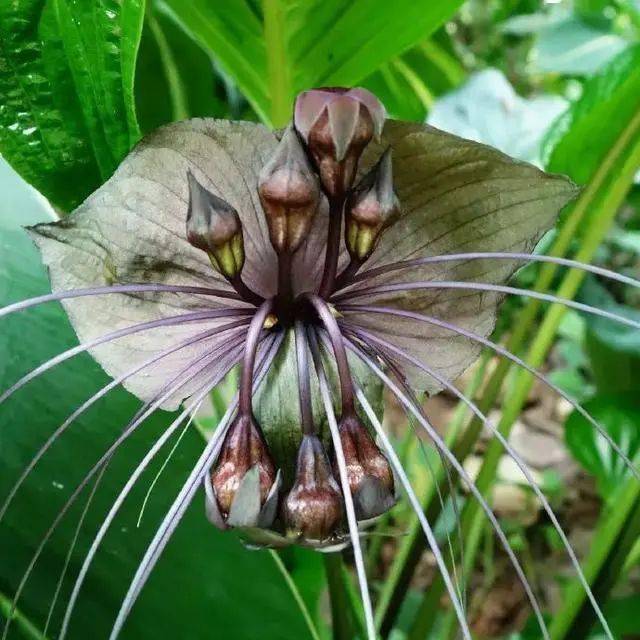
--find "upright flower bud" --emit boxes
[345,149,399,261]
[258,127,320,254]
[294,87,385,197]
[186,171,245,278]
[333,414,395,520]
[284,434,343,540]
[209,413,277,528]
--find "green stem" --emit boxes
[550,483,640,640]
[323,554,353,640]
[263,0,292,127]
[146,10,189,121]
[0,591,48,640]
[406,105,640,640]
[418,40,465,86]
[392,59,433,109]
[270,550,321,640]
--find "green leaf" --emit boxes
[51,0,144,173]
[0,0,100,211]
[0,178,322,638]
[579,277,640,394]
[543,44,640,185]
[160,0,464,125]
[0,0,145,211]
[565,394,640,501]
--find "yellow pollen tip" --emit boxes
[263,313,279,329]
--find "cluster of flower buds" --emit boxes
[200,86,400,548]
[283,434,343,540]
[205,414,281,530]
[294,87,385,197]
[258,127,321,255]
[186,171,245,279]
[345,148,399,262]
[334,413,395,521]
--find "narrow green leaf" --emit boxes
[543,44,640,185]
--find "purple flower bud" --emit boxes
[211,413,276,517]
[186,171,245,278]
[293,87,385,197]
[258,127,321,254]
[283,434,343,540]
[333,414,395,520]
[345,148,399,261]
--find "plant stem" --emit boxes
[269,550,321,640]
[323,553,353,640]
[263,0,292,127]
[549,483,640,640]
[146,10,189,121]
[0,590,48,640]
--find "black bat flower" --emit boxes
[2,87,639,640]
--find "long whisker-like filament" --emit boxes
[43,464,108,637]
[0,320,251,524]
[345,323,616,640]
[336,332,468,612]
[0,308,252,406]
[306,329,377,640]
[107,315,282,639]
[333,280,640,331]
[58,364,242,640]
[135,400,204,529]
[339,304,640,481]
[352,379,474,640]
[341,337,551,640]
[1,334,250,640]
[344,251,640,290]
[0,283,243,319]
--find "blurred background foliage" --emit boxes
[0,0,639,638]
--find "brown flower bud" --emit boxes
[258,127,320,254]
[333,414,395,520]
[284,434,343,540]
[345,148,399,261]
[211,413,276,517]
[293,87,385,197]
[186,171,245,278]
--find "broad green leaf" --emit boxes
[543,44,640,184]
[51,0,144,173]
[565,394,640,500]
[0,0,144,211]
[0,180,323,639]
[427,68,567,166]
[579,277,640,395]
[160,0,464,125]
[0,0,100,211]
[530,15,628,76]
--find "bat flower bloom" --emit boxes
[4,85,640,640]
